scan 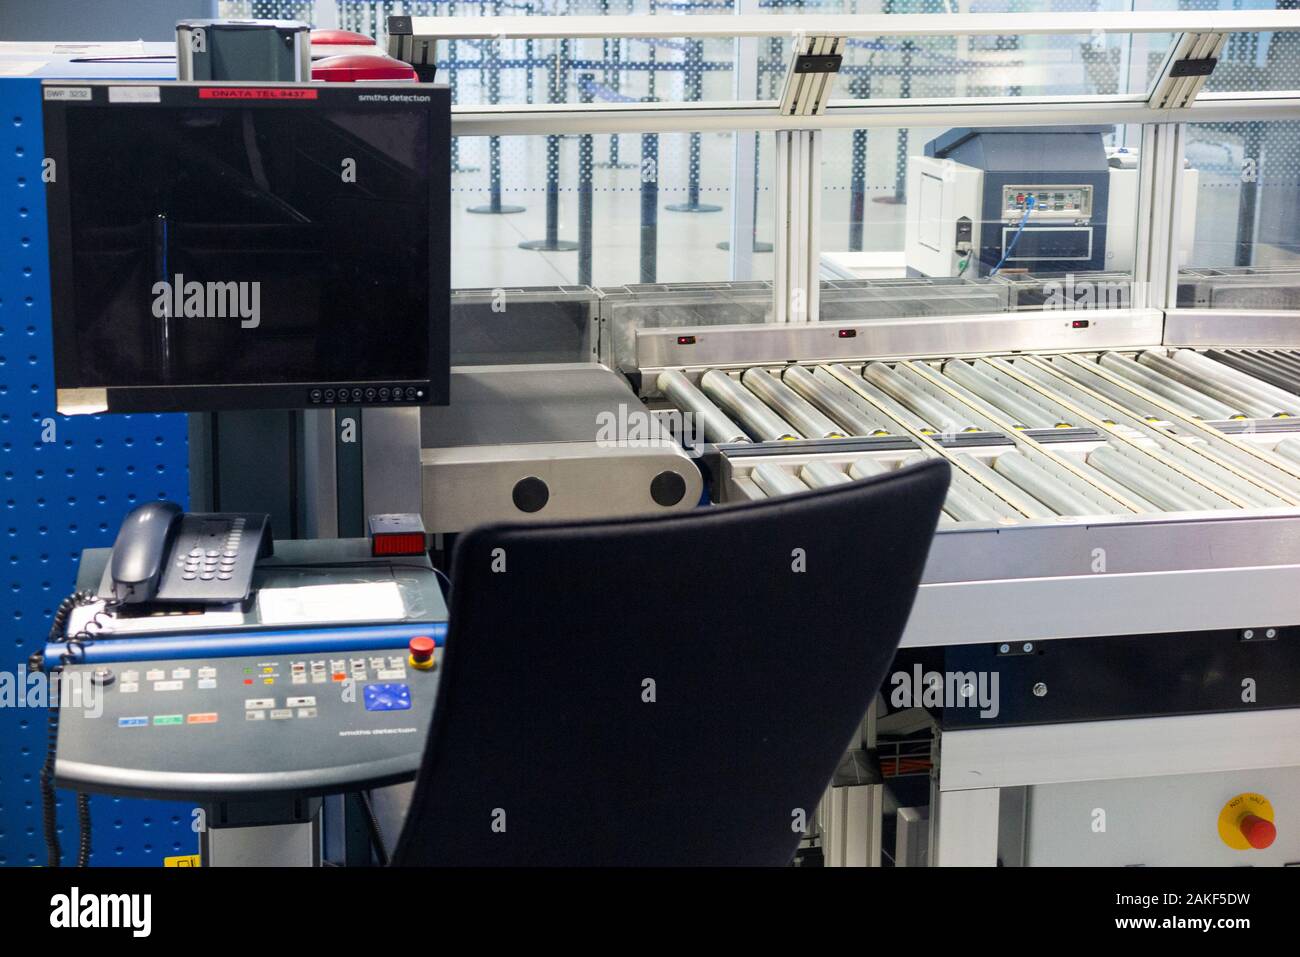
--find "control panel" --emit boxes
[54,637,441,799]
[1002,184,1094,220]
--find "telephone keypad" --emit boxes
[101,512,270,605]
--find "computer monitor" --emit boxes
[42,80,449,413]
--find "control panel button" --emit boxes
[244,698,275,710]
[1240,814,1277,850]
[363,683,412,712]
[409,636,436,670]
[1218,792,1277,850]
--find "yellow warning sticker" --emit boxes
[164,854,201,867]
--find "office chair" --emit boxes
[393,458,950,866]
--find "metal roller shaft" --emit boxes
[1137,351,1276,419]
[1170,349,1300,417]
[1003,356,1149,431]
[993,450,1105,517]
[1099,352,1240,420]
[1246,349,1300,383]
[848,456,889,480]
[943,479,998,523]
[657,370,749,444]
[800,461,852,488]
[700,369,800,442]
[752,463,809,497]
[782,365,890,436]
[955,454,1056,519]
[823,365,933,433]
[741,368,846,439]
[1275,437,1300,466]
[1046,355,1170,423]
[1206,350,1300,397]
[864,362,979,433]
[894,363,1004,432]
[1087,444,1219,513]
[809,367,897,434]
[947,465,1019,522]
[940,358,1061,429]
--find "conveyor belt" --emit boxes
[663,349,1300,523]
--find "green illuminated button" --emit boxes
[243,667,254,674]
[153,715,183,726]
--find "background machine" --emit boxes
[905,126,1197,279]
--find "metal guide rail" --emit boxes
[657,348,1300,524]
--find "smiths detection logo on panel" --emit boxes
[50,888,152,938]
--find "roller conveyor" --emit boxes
[657,346,1300,527]
[634,311,1300,646]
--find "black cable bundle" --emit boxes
[358,791,390,866]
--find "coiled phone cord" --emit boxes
[31,590,119,867]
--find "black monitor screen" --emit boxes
[43,82,449,412]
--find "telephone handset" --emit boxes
[99,501,272,606]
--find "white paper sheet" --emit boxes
[257,581,406,626]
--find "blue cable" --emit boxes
[990,195,1035,276]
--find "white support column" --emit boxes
[771,128,822,323]
[805,128,822,324]
[730,0,761,280]
[790,130,809,322]
[930,784,1001,866]
[819,701,884,867]
[1135,122,1183,311]
[773,131,790,323]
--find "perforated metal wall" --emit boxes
[0,78,194,867]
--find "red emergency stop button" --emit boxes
[409,635,436,671]
[1218,792,1276,850]
[1240,813,1276,849]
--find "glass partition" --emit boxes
[1181,119,1300,310]
[1202,31,1300,94]
[819,122,1144,314]
[451,130,775,289]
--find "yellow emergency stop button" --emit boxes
[1218,792,1277,850]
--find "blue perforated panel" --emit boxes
[0,77,194,866]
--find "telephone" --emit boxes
[98,501,272,606]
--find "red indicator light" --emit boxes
[372,532,426,556]
[677,335,696,345]
[1071,320,1090,329]
[837,329,857,339]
